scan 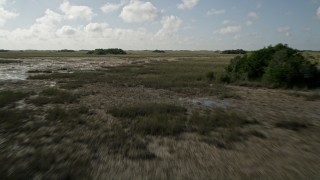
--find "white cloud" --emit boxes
[317,7,320,19]
[248,12,259,20]
[222,20,234,25]
[0,0,19,26]
[8,9,63,42]
[177,0,199,10]
[278,26,290,37]
[217,25,242,35]
[85,22,109,33]
[156,16,183,37]
[278,26,290,32]
[60,0,95,21]
[207,9,225,15]
[36,9,63,25]
[101,2,123,14]
[120,0,158,23]
[56,25,78,36]
[246,12,259,26]
[0,0,6,6]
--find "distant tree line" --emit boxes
[87,48,127,55]
[58,49,76,52]
[0,49,9,52]
[221,49,247,54]
[152,50,165,53]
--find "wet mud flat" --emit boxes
[1,56,320,179]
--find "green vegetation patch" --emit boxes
[275,120,309,131]
[189,110,256,135]
[0,109,31,132]
[29,71,106,89]
[87,48,126,55]
[110,103,187,119]
[0,59,21,63]
[29,88,79,105]
[105,59,235,96]
[46,105,89,122]
[224,44,320,88]
[0,90,29,108]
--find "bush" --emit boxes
[206,71,215,81]
[225,44,320,88]
[152,50,165,53]
[221,49,246,54]
[87,48,126,55]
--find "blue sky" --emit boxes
[0,0,320,50]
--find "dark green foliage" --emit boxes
[0,90,28,108]
[0,59,21,63]
[110,103,187,136]
[189,110,252,135]
[221,49,247,54]
[217,73,231,83]
[0,49,9,52]
[109,103,187,119]
[29,88,79,105]
[87,48,126,55]
[275,120,309,131]
[0,109,30,132]
[46,105,89,121]
[152,50,165,53]
[134,115,187,136]
[206,71,215,81]
[58,49,75,52]
[225,44,320,88]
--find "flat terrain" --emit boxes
[0,51,320,179]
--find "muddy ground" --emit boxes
[0,56,320,179]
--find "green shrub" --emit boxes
[206,71,215,81]
[225,44,320,88]
[109,103,187,119]
[217,73,231,83]
[87,48,126,55]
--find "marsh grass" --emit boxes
[0,59,21,63]
[29,71,106,90]
[287,91,320,101]
[110,103,187,136]
[189,110,256,135]
[0,90,29,108]
[0,109,31,132]
[110,103,260,149]
[109,103,187,119]
[275,120,309,131]
[27,69,53,73]
[46,105,89,122]
[104,59,236,97]
[29,88,79,105]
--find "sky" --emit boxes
[0,0,320,50]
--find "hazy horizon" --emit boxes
[1,0,320,50]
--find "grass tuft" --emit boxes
[0,90,29,108]
[29,88,79,105]
[275,120,309,131]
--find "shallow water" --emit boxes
[191,98,232,109]
[0,58,121,80]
